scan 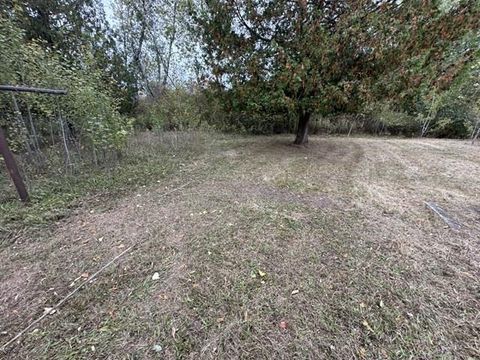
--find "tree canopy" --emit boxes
[0,2,132,155]
[193,0,480,144]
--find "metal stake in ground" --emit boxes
[0,126,29,203]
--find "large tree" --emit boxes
[193,0,479,144]
[1,0,136,113]
[112,0,191,100]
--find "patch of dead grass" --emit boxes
[1,134,479,359]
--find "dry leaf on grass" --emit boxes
[152,344,163,353]
[362,320,374,333]
[279,320,288,330]
[152,272,160,281]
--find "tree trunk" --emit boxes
[162,0,179,87]
[294,111,311,145]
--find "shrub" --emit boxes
[0,16,132,155]
[136,88,207,131]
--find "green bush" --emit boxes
[427,99,477,138]
[136,88,208,131]
[0,16,132,153]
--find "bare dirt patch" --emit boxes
[1,135,479,359]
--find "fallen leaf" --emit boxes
[152,272,160,281]
[362,320,374,333]
[258,269,266,277]
[152,344,163,353]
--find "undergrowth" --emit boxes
[0,131,209,238]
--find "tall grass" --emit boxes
[0,131,209,237]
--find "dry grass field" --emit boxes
[1,134,479,359]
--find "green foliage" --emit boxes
[0,0,136,113]
[213,111,296,135]
[192,0,480,142]
[408,29,480,138]
[0,15,132,151]
[112,0,194,106]
[135,87,229,132]
[372,105,422,137]
[67,80,133,150]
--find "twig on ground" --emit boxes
[1,243,138,353]
[425,201,461,231]
[158,181,194,199]
[1,180,196,353]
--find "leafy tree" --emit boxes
[193,0,480,144]
[417,30,480,138]
[1,0,137,113]
[112,0,193,101]
[0,15,132,155]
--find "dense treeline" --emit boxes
[1,0,479,165]
[192,0,480,143]
[0,0,200,170]
[0,0,134,172]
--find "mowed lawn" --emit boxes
[1,134,479,359]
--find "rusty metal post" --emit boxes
[0,126,29,203]
[0,85,67,95]
[0,85,67,203]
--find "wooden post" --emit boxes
[0,127,29,203]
